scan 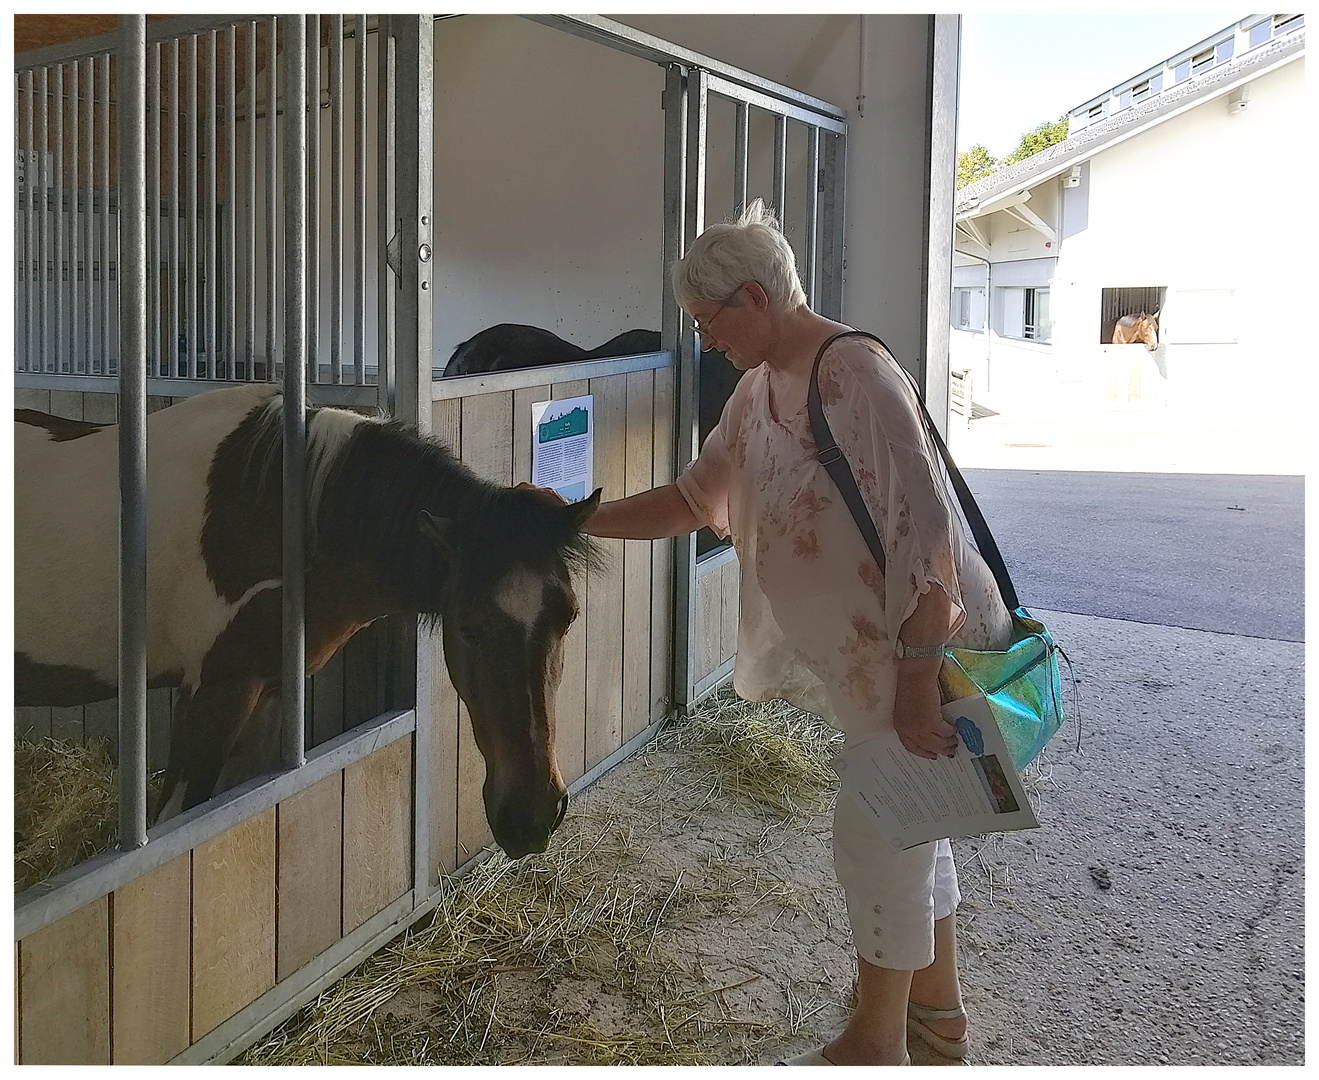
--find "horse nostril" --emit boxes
[553,792,568,831]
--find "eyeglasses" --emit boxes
[692,283,745,348]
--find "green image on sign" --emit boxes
[538,407,588,444]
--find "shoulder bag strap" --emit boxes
[806,330,1021,612]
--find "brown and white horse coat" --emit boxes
[14,384,599,858]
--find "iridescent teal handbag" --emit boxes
[808,331,1069,771]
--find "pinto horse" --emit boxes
[14,385,600,858]
[1112,311,1160,350]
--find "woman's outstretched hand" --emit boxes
[516,481,569,507]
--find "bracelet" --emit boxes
[894,640,946,660]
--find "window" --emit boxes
[954,289,972,329]
[1132,74,1162,102]
[1099,286,1166,344]
[1087,102,1105,121]
[1191,47,1216,75]
[1023,288,1051,342]
[1215,38,1234,64]
[1250,19,1273,47]
[1174,59,1191,84]
[1118,90,1132,110]
[1275,13,1304,35]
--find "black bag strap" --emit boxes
[806,330,1021,613]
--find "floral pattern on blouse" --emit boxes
[675,335,1013,742]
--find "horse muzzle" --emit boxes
[490,789,569,860]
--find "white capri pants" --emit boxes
[833,787,960,971]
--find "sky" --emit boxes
[958,13,1244,158]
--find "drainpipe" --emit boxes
[955,246,992,392]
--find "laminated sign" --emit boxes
[531,395,593,502]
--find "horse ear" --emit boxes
[417,510,460,559]
[566,488,603,532]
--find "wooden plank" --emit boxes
[48,389,83,420]
[342,736,413,933]
[695,564,723,683]
[622,370,653,742]
[585,374,626,770]
[721,557,741,664]
[276,772,344,982]
[310,646,346,748]
[513,383,550,485]
[429,626,460,879]
[460,391,514,485]
[111,853,190,1064]
[81,391,118,424]
[456,699,493,863]
[19,896,110,1064]
[14,387,50,411]
[650,364,676,723]
[191,807,276,1043]
[430,396,461,457]
[551,379,592,783]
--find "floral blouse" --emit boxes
[675,335,1013,741]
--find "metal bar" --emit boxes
[804,125,819,309]
[70,61,80,372]
[432,350,671,400]
[520,14,846,120]
[307,15,321,384]
[168,39,180,379]
[677,67,708,710]
[204,29,217,377]
[185,33,198,377]
[225,24,237,380]
[733,100,748,217]
[354,13,367,386]
[772,113,787,217]
[22,70,35,371]
[265,16,277,381]
[377,17,396,410]
[281,13,308,773]
[82,58,94,372]
[16,14,268,71]
[330,15,343,385]
[117,14,149,853]
[99,55,110,375]
[147,46,160,374]
[15,708,415,939]
[37,66,47,372]
[393,14,436,898]
[16,371,380,408]
[245,21,257,375]
[703,71,848,135]
[53,62,64,371]
[818,132,847,323]
[15,74,23,371]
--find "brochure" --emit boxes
[530,395,593,502]
[831,693,1039,851]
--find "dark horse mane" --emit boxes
[204,396,601,619]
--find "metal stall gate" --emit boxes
[13,14,849,1064]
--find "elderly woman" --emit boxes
[582,200,1012,1065]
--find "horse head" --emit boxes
[1113,311,1160,350]
[418,489,601,858]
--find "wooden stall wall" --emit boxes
[14,734,413,1064]
[692,550,740,691]
[428,363,675,883]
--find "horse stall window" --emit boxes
[1099,286,1166,343]
[1022,287,1051,342]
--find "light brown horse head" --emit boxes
[1112,311,1160,350]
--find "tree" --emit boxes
[956,144,999,189]
[1002,114,1070,166]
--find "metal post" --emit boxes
[99,55,110,374]
[393,12,435,896]
[307,15,321,384]
[330,15,343,385]
[53,62,64,371]
[37,65,47,373]
[82,58,93,372]
[185,33,198,377]
[354,13,367,386]
[117,14,149,852]
[168,40,180,379]
[224,24,236,380]
[265,16,277,379]
[804,125,819,309]
[204,29,217,377]
[772,114,786,217]
[733,101,748,217]
[70,61,80,372]
[22,70,35,371]
[245,21,257,375]
[147,46,160,374]
[818,131,847,323]
[281,14,308,772]
[377,17,396,411]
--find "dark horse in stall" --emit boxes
[13,385,600,858]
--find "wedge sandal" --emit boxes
[906,1001,969,1060]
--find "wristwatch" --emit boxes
[894,639,946,660]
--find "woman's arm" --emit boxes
[586,483,702,540]
[892,584,959,759]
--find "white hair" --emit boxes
[671,198,807,312]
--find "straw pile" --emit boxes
[14,737,128,893]
[242,689,849,1066]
